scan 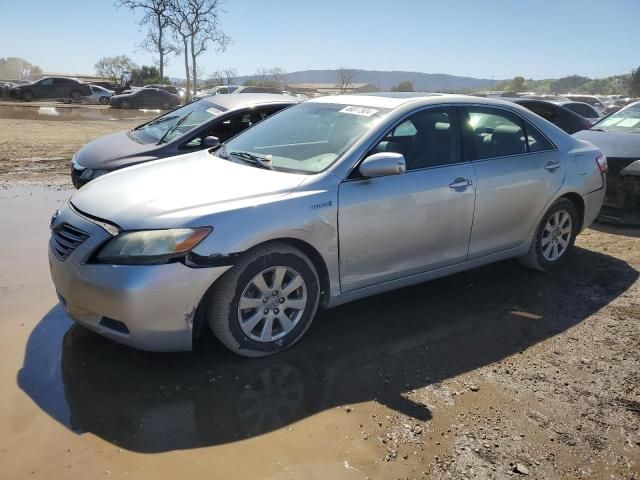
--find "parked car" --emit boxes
[511,99,592,134]
[109,87,179,109]
[195,85,281,99]
[10,77,92,101]
[49,94,606,356]
[233,85,283,94]
[83,85,114,105]
[71,93,300,187]
[552,101,601,121]
[562,95,608,116]
[573,101,640,225]
[143,84,179,95]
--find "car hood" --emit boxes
[70,150,308,230]
[75,130,161,169]
[573,129,640,158]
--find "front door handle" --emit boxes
[449,177,473,189]
[544,160,561,171]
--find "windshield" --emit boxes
[216,102,388,174]
[592,102,640,134]
[130,99,226,144]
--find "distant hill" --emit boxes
[240,69,497,91]
[171,69,498,91]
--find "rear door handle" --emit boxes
[449,177,473,189]
[544,160,561,171]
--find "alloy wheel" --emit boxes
[541,210,572,261]
[237,266,307,342]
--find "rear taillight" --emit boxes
[596,153,608,173]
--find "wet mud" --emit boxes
[0,105,157,187]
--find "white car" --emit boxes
[84,85,114,105]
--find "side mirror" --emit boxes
[359,152,406,178]
[202,136,221,148]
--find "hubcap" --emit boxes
[541,210,572,261]
[238,266,307,342]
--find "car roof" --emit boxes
[552,100,593,108]
[307,92,529,110]
[201,93,301,109]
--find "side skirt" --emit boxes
[326,242,531,308]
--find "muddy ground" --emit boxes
[0,107,638,479]
[0,104,155,187]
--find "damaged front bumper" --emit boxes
[48,205,230,352]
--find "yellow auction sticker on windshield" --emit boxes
[339,105,379,116]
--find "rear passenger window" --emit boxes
[463,107,527,159]
[525,125,554,152]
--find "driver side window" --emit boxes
[370,107,460,171]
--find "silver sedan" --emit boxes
[48,93,607,356]
[83,85,114,105]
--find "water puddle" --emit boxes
[0,104,159,121]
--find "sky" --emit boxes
[1,0,639,80]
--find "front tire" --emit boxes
[208,243,320,357]
[21,91,34,102]
[70,90,82,101]
[99,96,109,105]
[519,198,579,272]
[120,100,130,109]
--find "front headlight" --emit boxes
[79,168,109,181]
[95,228,211,265]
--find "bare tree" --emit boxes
[115,0,176,81]
[208,67,237,86]
[207,70,224,86]
[95,55,137,86]
[223,67,237,85]
[167,0,229,100]
[270,67,287,89]
[337,68,357,93]
[245,67,286,88]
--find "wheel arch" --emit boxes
[559,192,585,232]
[192,237,332,342]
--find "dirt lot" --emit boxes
[0,109,638,479]
[0,104,155,187]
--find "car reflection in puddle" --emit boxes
[17,246,637,452]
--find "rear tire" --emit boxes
[207,242,320,357]
[519,198,579,272]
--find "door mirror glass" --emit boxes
[359,152,406,178]
[202,136,221,148]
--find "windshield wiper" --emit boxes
[156,112,193,145]
[229,151,273,170]
[589,128,605,131]
[134,115,178,131]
